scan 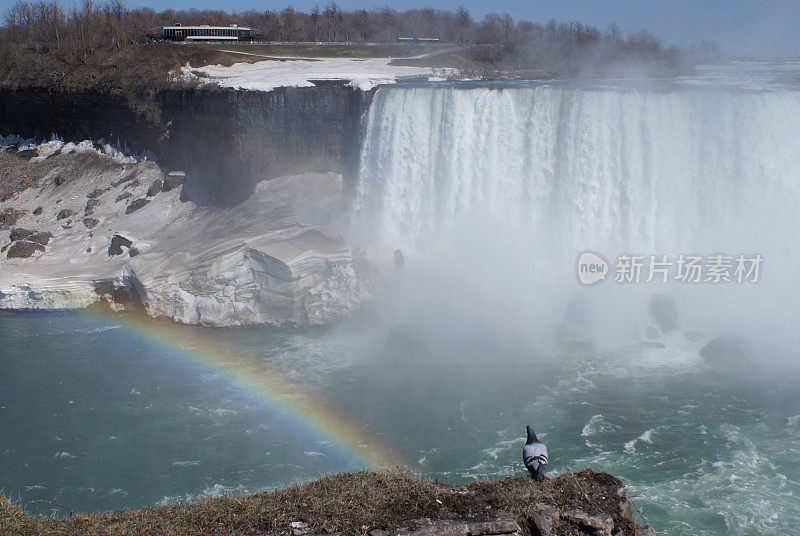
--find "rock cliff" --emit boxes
[0,138,365,327]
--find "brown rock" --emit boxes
[147,179,163,197]
[85,198,101,215]
[108,234,133,256]
[116,191,133,202]
[7,240,45,258]
[56,208,74,220]
[9,228,35,242]
[87,188,107,199]
[84,218,99,229]
[32,206,43,215]
[125,198,150,214]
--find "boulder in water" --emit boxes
[647,295,678,334]
[700,335,750,365]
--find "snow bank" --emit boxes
[181,57,454,92]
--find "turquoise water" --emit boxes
[1,310,798,535]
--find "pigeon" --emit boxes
[522,425,548,480]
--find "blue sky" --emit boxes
[2,0,797,56]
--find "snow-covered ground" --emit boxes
[181,56,457,91]
[0,138,371,326]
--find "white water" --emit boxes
[358,84,800,256]
[356,81,800,347]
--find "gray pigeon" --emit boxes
[523,425,548,480]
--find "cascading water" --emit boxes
[357,83,800,256]
[356,82,800,345]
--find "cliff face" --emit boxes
[0,83,374,205]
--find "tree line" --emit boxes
[3,1,722,59]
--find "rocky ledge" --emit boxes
[0,136,381,327]
[0,469,658,536]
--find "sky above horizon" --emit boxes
[1,0,797,57]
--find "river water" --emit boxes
[2,60,800,535]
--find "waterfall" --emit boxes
[357,84,800,258]
[355,83,800,344]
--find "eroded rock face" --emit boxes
[127,212,360,327]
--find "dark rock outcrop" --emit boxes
[32,206,43,215]
[147,179,163,197]
[108,234,133,256]
[83,218,99,229]
[116,191,133,202]
[163,170,186,191]
[9,228,53,246]
[85,198,101,215]
[0,84,374,206]
[6,240,45,258]
[125,198,150,214]
[56,208,75,220]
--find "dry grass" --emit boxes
[1,469,644,536]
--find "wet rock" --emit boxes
[163,171,186,191]
[116,191,133,203]
[7,240,45,258]
[700,335,750,365]
[83,218,99,229]
[526,503,559,536]
[647,295,678,333]
[125,198,150,214]
[562,509,614,536]
[32,206,43,215]
[108,234,133,256]
[147,179,163,197]
[56,208,74,220]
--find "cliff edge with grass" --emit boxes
[1,469,658,536]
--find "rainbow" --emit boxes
[82,307,401,469]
